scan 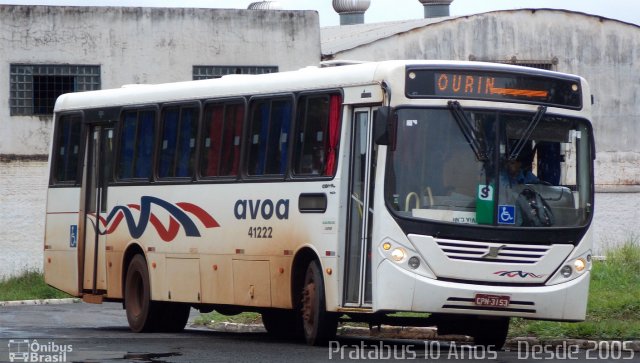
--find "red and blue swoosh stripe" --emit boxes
[494,270,545,279]
[91,196,219,242]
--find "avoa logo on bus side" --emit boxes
[234,199,290,220]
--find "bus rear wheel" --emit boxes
[124,254,161,332]
[301,260,337,346]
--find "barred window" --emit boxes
[193,65,278,80]
[10,64,101,116]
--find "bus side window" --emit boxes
[159,105,198,178]
[293,94,342,177]
[201,102,244,177]
[118,109,156,180]
[53,114,82,184]
[247,97,292,176]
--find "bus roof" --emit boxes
[53,60,585,113]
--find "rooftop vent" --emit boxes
[418,0,453,18]
[333,0,371,25]
[247,1,283,10]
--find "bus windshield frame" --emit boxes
[384,105,594,244]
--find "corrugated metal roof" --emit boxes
[321,16,452,55]
[321,8,639,56]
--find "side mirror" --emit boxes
[374,106,393,146]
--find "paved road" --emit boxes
[0,302,636,362]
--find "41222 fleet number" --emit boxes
[248,226,273,238]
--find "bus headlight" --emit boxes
[547,250,592,286]
[408,256,421,269]
[560,265,573,278]
[391,248,406,262]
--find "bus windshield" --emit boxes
[386,107,593,228]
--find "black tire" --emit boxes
[124,254,161,332]
[262,309,303,339]
[301,260,337,346]
[155,302,191,333]
[472,317,510,350]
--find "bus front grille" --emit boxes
[442,297,537,314]
[436,239,550,264]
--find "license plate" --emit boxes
[474,293,510,307]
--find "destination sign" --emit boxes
[405,68,582,109]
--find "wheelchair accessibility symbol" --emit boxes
[498,205,516,224]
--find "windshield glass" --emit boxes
[386,108,592,228]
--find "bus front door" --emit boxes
[344,107,377,307]
[80,124,114,298]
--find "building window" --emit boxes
[10,64,101,116]
[192,66,278,80]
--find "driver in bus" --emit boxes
[503,158,539,186]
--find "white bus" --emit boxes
[44,60,594,347]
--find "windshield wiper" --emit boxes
[508,105,547,160]
[447,100,489,161]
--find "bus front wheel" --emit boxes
[471,317,510,349]
[301,260,337,346]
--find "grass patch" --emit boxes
[0,271,71,301]
[194,311,262,326]
[510,239,640,340]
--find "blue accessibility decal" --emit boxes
[497,205,516,225]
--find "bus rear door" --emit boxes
[80,122,114,301]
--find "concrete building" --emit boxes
[0,5,320,156]
[0,4,320,278]
[321,7,640,251]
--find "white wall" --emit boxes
[0,161,47,278]
[0,5,321,155]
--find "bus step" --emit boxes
[82,294,104,304]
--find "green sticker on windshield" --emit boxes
[476,184,494,225]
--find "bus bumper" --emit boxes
[375,259,590,321]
